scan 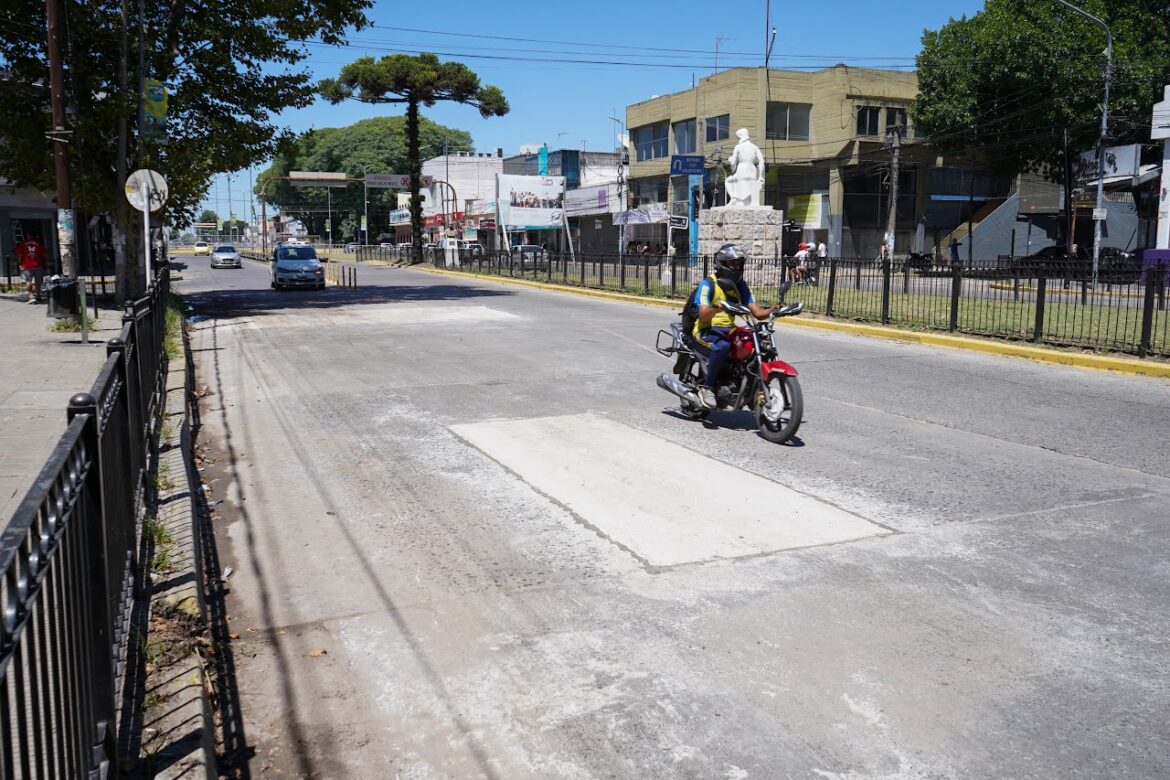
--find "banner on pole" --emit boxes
[497,174,565,228]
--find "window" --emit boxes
[705,113,730,142]
[673,119,696,154]
[632,178,668,206]
[633,121,668,161]
[886,108,907,136]
[857,106,880,137]
[766,102,812,141]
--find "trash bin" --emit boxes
[44,275,79,318]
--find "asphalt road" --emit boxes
[175,252,1170,779]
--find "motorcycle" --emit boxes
[655,285,804,444]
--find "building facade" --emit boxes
[626,65,1009,258]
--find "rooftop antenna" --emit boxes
[715,36,731,73]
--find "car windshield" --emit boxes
[214,246,235,252]
[277,247,317,260]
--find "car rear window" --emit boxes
[214,246,235,252]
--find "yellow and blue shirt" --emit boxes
[693,274,754,340]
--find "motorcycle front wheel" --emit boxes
[756,375,802,444]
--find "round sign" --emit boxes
[125,169,169,213]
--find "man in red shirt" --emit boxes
[15,234,46,303]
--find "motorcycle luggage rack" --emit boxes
[656,329,680,357]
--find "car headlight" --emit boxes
[314,268,324,275]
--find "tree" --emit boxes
[320,53,509,261]
[255,116,473,240]
[0,0,370,299]
[198,210,219,225]
[911,0,1170,180]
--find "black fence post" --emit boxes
[643,255,650,295]
[599,252,605,289]
[66,393,118,772]
[703,255,709,277]
[881,257,892,325]
[670,255,677,297]
[949,264,962,332]
[1139,263,1158,358]
[1033,269,1047,343]
[854,259,862,290]
[620,253,626,290]
[826,258,838,316]
[902,259,910,295]
[1013,257,1021,301]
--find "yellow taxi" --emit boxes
[193,241,211,256]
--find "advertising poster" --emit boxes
[497,174,566,229]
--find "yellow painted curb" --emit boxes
[405,264,1170,379]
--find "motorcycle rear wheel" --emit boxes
[756,375,802,443]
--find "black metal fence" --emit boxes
[0,269,170,776]
[424,249,1170,359]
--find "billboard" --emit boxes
[1074,144,1140,183]
[497,174,566,228]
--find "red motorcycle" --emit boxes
[656,294,804,444]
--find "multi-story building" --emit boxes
[626,65,1009,257]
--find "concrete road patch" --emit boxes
[260,303,520,329]
[451,413,889,567]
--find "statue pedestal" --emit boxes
[698,207,784,258]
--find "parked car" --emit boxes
[344,242,360,252]
[1023,244,1138,283]
[209,245,242,269]
[193,241,211,256]
[510,244,548,270]
[271,245,325,290]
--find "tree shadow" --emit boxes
[182,283,516,322]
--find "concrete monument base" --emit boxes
[698,207,785,258]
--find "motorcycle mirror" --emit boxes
[777,281,792,303]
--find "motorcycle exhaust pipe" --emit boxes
[657,373,701,407]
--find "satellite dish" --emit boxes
[125,169,168,213]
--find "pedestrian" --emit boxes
[949,238,961,266]
[816,240,827,260]
[15,233,46,304]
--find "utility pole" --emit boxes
[1055,0,1111,288]
[1063,128,1075,250]
[884,122,902,262]
[226,174,234,242]
[1153,85,1170,248]
[45,0,76,277]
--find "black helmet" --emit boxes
[714,243,746,281]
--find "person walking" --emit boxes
[15,233,46,303]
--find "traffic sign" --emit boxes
[670,155,705,175]
[669,215,689,230]
[1093,207,1108,222]
[365,173,434,189]
[124,169,168,213]
[289,171,349,187]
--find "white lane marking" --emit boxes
[451,413,888,567]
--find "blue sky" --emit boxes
[207,0,986,219]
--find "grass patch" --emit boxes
[144,515,173,546]
[151,547,173,574]
[164,293,184,359]
[48,312,96,332]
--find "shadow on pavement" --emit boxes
[183,283,516,322]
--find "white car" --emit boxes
[209,245,241,269]
[271,245,325,290]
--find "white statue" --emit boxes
[725,128,765,208]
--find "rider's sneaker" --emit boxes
[697,387,716,409]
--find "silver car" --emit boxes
[210,244,242,268]
[271,245,325,290]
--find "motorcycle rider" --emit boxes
[692,243,777,409]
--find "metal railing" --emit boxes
[0,269,171,776]
[427,250,1170,359]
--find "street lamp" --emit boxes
[1055,0,1112,289]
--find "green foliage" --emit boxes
[911,0,1170,179]
[255,115,473,239]
[0,0,372,227]
[198,210,219,225]
[319,53,508,258]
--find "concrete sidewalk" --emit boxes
[0,291,126,520]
